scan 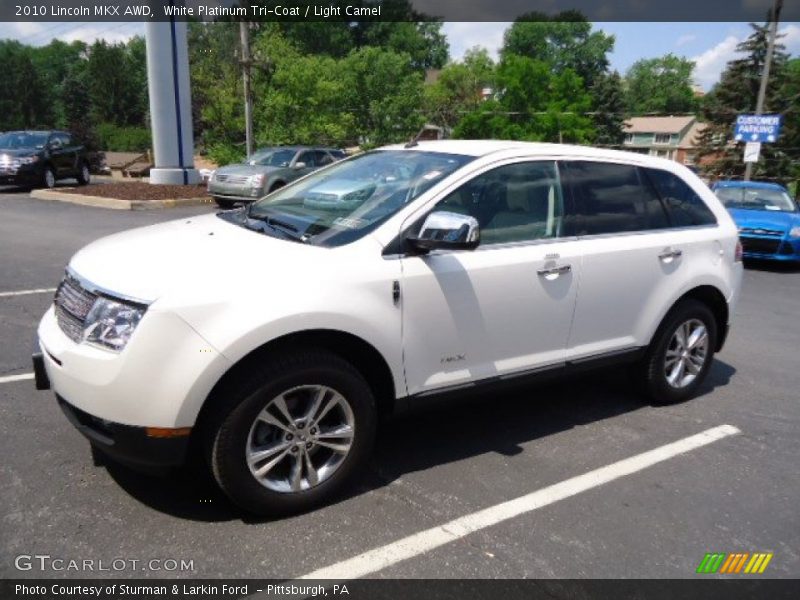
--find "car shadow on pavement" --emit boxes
[99,359,736,523]
[743,259,800,273]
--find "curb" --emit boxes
[30,189,212,210]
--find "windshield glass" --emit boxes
[715,186,797,212]
[247,150,473,246]
[0,132,49,149]
[249,149,296,167]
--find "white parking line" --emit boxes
[299,424,741,580]
[0,288,56,298]
[0,373,35,384]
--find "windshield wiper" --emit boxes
[249,213,309,242]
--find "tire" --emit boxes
[214,198,238,209]
[76,162,91,186]
[206,349,377,516]
[42,166,56,189]
[269,181,285,193]
[637,299,718,405]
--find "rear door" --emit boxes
[400,160,582,396]
[560,160,703,359]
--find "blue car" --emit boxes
[712,181,800,262]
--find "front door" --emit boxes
[400,160,581,397]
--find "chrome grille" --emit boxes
[54,275,97,342]
[215,174,250,185]
[739,227,784,237]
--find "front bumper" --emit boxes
[740,235,800,261]
[36,306,231,429]
[57,395,189,468]
[207,185,262,202]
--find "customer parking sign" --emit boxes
[734,115,782,143]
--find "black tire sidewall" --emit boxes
[211,355,376,516]
[214,199,236,209]
[43,167,56,189]
[644,300,718,404]
[77,163,90,185]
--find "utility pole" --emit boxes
[745,0,783,181]
[240,21,254,159]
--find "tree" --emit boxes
[342,47,425,146]
[624,54,698,115]
[696,22,791,181]
[29,39,87,127]
[424,48,495,131]
[501,11,614,89]
[61,64,96,149]
[453,55,594,144]
[591,71,626,146]
[0,41,51,129]
[85,40,147,127]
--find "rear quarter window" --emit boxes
[645,168,717,227]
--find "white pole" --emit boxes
[144,17,200,185]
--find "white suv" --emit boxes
[33,141,743,515]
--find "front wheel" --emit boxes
[214,198,238,209]
[207,350,377,516]
[638,299,717,405]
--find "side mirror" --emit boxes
[407,211,480,253]
[48,140,62,150]
[293,161,307,170]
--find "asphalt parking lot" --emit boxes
[1,187,799,581]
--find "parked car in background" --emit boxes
[207,146,342,208]
[712,181,800,262]
[0,130,91,189]
[35,141,742,515]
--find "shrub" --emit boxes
[95,122,151,152]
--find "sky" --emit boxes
[2,21,799,91]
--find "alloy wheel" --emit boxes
[245,385,355,493]
[664,318,709,389]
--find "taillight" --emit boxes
[734,240,743,262]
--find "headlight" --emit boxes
[789,226,800,239]
[249,173,265,187]
[82,296,145,351]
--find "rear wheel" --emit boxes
[638,299,717,405]
[207,350,377,516]
[42,166,56,189]
[76,162,90,185]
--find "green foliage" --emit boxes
[86,38,148,126]
[0,40,51,129]
[453,55,594,143]
[424,48,495,131]
[94,123,151,152]
[591,71,627,146]
[697,23,793,182]
[624,54,698,114]
[501,11,614,89]
[205,143,246,167]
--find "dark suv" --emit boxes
[0,130,90,188]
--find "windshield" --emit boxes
[249,149,296,167]
[0,132,49,149]
[246,150,473,246]
[715,186,797,212]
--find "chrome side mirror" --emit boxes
[407,211,480,253]
[292,161,307,170]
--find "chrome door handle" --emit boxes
[537,264,572,277]
[658,249,683,262]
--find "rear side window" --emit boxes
[561,161,669,235]
[645,168,717,226]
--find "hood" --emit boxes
[728,208,799,233]
[68,213,325,304]
[216,164,281,176]
[0,148,40,157]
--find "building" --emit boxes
[623,116,707,166]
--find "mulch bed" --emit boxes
[59,182,210,201]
